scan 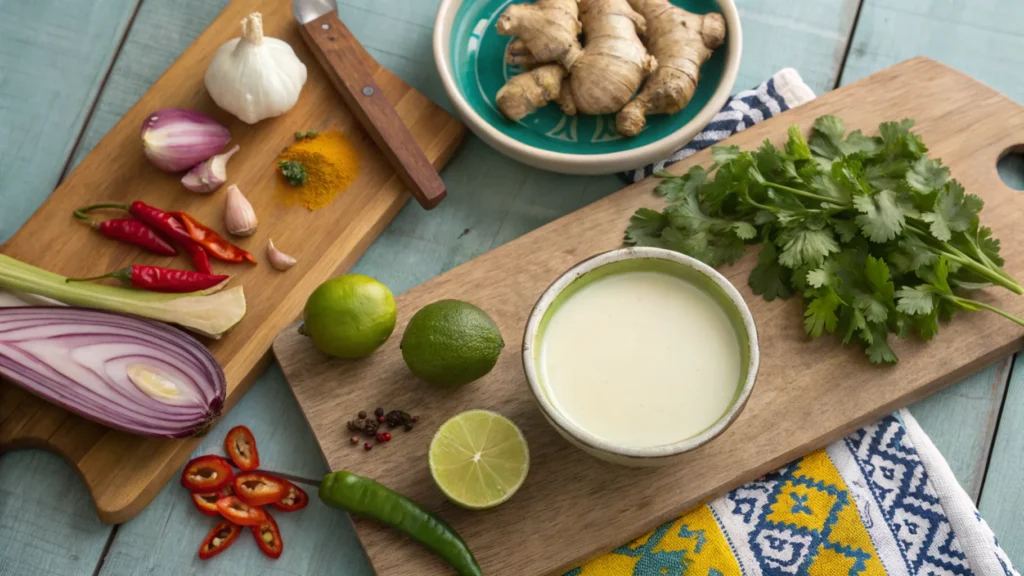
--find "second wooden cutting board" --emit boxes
[273,58,1024,575]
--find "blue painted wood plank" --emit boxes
[978,361,1024,567]
[0,451,113,576]
[0,0,140,244]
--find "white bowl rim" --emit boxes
[433,0,744,175]
[521,246,760,460]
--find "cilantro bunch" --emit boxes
[626,115,1024,364]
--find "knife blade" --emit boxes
[293,0,447,209]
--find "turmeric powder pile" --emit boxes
[275,129,360,210]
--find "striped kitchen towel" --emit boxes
[565,410,1019,576]
[623,68,816,183]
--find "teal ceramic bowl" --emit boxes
[434,0,742,174]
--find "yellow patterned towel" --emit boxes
[564,411,1017,576]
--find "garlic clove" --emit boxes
[181,145,240,193]
[141,108,231,172]
[223,184,258,237]
[267,239,297,271]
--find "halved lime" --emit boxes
[428,410,529,510]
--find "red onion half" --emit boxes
[0,306,226,438]
[141,108,231,172]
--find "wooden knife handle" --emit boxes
[299,12,446,209]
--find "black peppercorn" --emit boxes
[374,407,385,418]
[346,418,379,436]
[385,410,412,428]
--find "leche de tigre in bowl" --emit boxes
[522,247,759,466]
[433,0,742,175]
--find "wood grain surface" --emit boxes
[0,0,463,524]
[274,58,1024,576]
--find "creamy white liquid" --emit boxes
[538,270,742,449]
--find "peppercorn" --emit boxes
[412,415,420,423]
[404,423,414,432]
[385,410,412,428]
[374,407,384,418]
[376,432,392,443]
[347,418,379,436]
[377,416,386,424]
[358,410,367,419]
[350,436,360,445]
[363,442,372,451]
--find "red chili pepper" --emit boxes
[75,202,214,274]
[224,425,259,471]
[251,511,284,559]
[233,472,289,507]
[175,212,256,264]
[270,481,308,512]
[66,265,228,293]
[191,486,233,517]
[216,495,267,526]
[72,212,177,256]
[180,455,234,492]
[198,520,242,560]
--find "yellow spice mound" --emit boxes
[275,129,360,210]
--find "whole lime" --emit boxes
[401,300,504,387]
[302,274,396,359]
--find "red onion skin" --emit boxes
[141,108,231,173]
[0,306,226,438]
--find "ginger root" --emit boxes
[496,0,582,69]
[569,0,656,115]
[496,64,576,121]
[616,0,726,136]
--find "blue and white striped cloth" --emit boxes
[624,68,817,182]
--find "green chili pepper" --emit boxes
[319,471,481,576]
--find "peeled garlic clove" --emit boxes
[181,145,240,193]
[141,108,230,172]
[223,184,258,236]
[267,239,296,271]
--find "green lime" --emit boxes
[302,274,396,359]
[429,410,529,509]
[400,300,503,387]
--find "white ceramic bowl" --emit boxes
[433,0,742,175]
[522,247,759,466]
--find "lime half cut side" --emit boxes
[428,410,529,510]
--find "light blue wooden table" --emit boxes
[2,0,1023,574]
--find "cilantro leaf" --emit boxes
[749,241,793,301]
[786,125,812,160]
[863,323,898,364]
[804,289,841,337]
[906,157,950,194]
[777,227,840,268]
[920,180,982,241]
[853,189,906,242]
[809,115,847,159]
[625,208,667,246]
[895,286,936,315]
[712,145,742,165]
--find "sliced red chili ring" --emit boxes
[270,481,309,512]
[198,520,241,560]
[233,471,289,507]
[216,495,267,526]
[180,455,234,492]
[251,511,284,559]
[224,425,259,471]
[191,486,233,516]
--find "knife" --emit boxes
[293,0,447,209]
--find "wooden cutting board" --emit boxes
[0,0,463,523]
[274,57,1024,575]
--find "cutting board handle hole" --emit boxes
[997,146,1024,191]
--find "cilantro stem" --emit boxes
[948,296,1024,327]
[905,225,1024,295]
[763,182,845,206]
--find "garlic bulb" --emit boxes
[223,184,258,236]
[205,13,307,124]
